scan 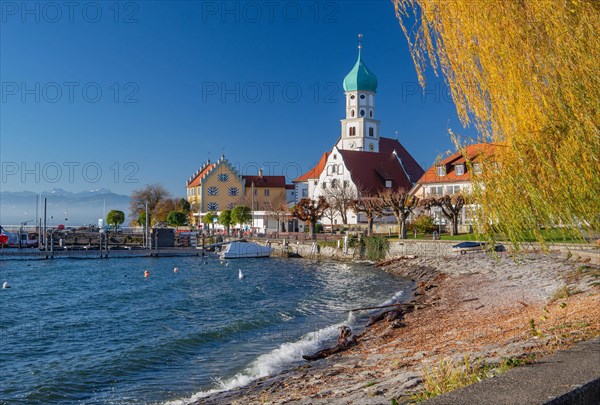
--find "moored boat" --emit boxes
[219,241,272,259]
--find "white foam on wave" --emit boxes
[163,311,357,405]
[164,287,405,405]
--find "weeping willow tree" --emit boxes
[394,0,600,249]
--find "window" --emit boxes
[473,163,482,174]
[207,202,218,211]
[350,95,355,99]
[333,154,337,160]
[331,179,338,188]
[351,110,355,117]
[228,187,239,196]
[360,109,365,117]
[218,173,229,182]
[349,127,356,136]
[322,182,326,189]
[207,186,218,196]
[430,186,443,195]
[369,127,374,137]
[338,164,344,174]
[313,180,317,185]
[370,110,373,118]
[360,94,365,99]
[343,180,349,188]
[455,164,465,176]
[331,165,336,174]
[385,180,392,188]
[302,189,308,197]
[264,189,270,197]
[228,202,235,209]
[369,143,375,151]
[436,165,446,177]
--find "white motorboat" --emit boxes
[219,241,272,259]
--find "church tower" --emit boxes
[338,35,380,152]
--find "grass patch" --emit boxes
[364,236,390,261]
[550,285,579,302]
[363,381,377,388]
[410,356,532,402]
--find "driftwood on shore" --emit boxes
[302,326,357,361]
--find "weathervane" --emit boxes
[395,130,399,140]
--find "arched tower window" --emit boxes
[370,110,373,118]
[369,127,374,137]
[351,109,355,117]
[360,110,365,117]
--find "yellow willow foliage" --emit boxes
[394,0,600,248]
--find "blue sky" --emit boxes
[0,0,475,197]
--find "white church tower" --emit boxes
[337,34,380,153]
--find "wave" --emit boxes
[164,288,405,405]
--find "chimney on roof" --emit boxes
[258,168,263,178]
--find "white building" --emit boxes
[294,42,424,228]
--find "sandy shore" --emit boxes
[197,251,600,404]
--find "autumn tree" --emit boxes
[129,184,171,226]
[349,197,384,236]
[264,196,290,236]
[379,188,419,239]
[291,197,329,240]
[421,194,466,236]
[394,0,600,248]
[322,184,357,225]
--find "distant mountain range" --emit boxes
[0,188,131,226]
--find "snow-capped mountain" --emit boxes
[0,189,131,226]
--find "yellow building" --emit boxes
[186,155,244,225]
[242,172,287,211]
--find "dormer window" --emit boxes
[455,164,465,176]
[385,180,392,188]
[473,163,482,174]
[436,165,446,177]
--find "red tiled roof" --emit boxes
[418,143,496,184]
[187,163,216,187]
[379,137,425,184]
[338,150,413,195]
[243,175,286,187]
[293,152,330,182]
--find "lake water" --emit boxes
[0,256,410,404]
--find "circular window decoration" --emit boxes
[360,110,365,117]
[350,95,355,99]
[360,94,366,99]
[369,143,375,151]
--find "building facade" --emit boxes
[294,44,424,227]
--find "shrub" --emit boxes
[364,236,389,261]
[411,214,437,234]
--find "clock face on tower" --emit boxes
[369,143,375,151]
[350,141,356,149]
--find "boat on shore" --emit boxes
[219,241,272,259]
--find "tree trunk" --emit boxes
[367,216,373,236]
[451,215,459,236]
[310,221,317,240]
